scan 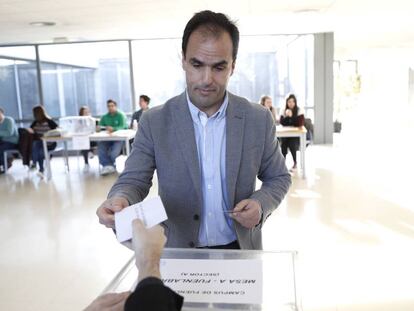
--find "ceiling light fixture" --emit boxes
[29,21,56,27]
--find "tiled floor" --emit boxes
[1,113,413,310]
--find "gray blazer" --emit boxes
[108,92,291,249]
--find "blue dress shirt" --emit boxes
[186,91,237,247]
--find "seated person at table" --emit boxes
[0,107,19,173]
[79,106,97,170]
[98,99,127,175]
[260,95,278,124]
[130,95,150,128]
[28,105,58,177]
[279,94,304,171]
[84,219,184,311]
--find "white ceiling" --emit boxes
[1,0,414,57]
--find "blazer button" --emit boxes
[193,214,199,221]
[189,241,195,248]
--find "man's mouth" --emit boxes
[197,88,216,96]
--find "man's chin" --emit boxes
[193,98,217,109]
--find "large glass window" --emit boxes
[0,46,39,121]
[131,35,314,118]
[286,35,314,119]
[132,39,185,107]
[39,41,132,117]
[0,36,314,123]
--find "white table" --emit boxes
[42,129,136,180]
[276,126,307,179]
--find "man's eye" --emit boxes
[192,63,201,68]
[214,66,225,71]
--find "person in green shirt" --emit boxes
[98,99,127,175]
[0,107,19,173]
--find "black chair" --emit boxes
[304,118,314,146]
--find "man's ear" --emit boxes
[181,52,186,70]
[230,60,236,76]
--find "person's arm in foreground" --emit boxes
[124,219,184,311]
[83,220,183,311]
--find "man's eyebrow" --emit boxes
[189,58,228,67]
[189,57,203,65]
[212,60,228,67]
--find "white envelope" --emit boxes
[114,196,168,243]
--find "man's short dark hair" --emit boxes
[107,99,117,106]
[139,95,150,104]
[0,107,4,114]
[182,10,240,61]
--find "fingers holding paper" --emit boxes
[132,219,166,281]
[97,197,129,229]
[132,219,166,260]
[230,199,262,229]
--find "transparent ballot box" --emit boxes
[102,248,300,310]
[59,116,96,135]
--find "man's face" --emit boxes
[107,102,117,114]
[0,111,4,121]
[139,98,148,110]
[182,30,235,112]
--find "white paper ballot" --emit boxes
[160,259,263,304]
[71,135,90,150]
[114,196,168,243]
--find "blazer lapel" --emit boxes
[226,93,246,209]
[171,92,203,204]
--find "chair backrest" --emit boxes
[17,128,27,145]
[304,118,314,142]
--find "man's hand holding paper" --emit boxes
[97,197,130,229]
[114,196,168,243]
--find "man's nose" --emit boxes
[201,67,213,85]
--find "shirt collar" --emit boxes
[186,90,228,123]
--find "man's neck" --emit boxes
[189,93,227,118]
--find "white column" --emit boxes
[314,33,334,144]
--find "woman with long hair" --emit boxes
[260,95,277,123]
[280,94,304,170]
[79,106,97,170]
[29,105,58,176]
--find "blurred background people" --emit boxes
[279,94,304,171]
[79,106,97,170]
[130,95,150,129]
[0,107,19,173]
[98,99,127,175]
[28,105,58,177]
[260,95,278,123]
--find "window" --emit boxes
[0,36,314,123]
[131,35,314,119]
[38,41,132,117]
[0,46,39,121]
[131,39,185,108]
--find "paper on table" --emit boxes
[114,196,168,243]
[71,135,90,150]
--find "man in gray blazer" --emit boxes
[97,10,291,250]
